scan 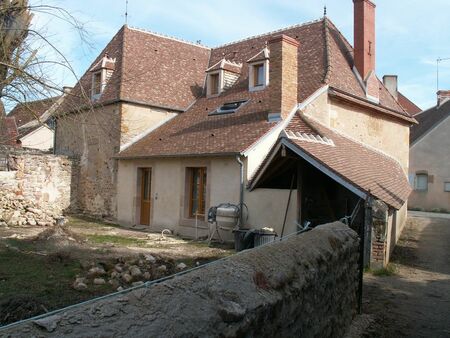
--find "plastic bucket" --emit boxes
[233,229,255,252]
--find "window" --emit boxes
[253,63,265,87]
[188,167,207,218]
[444,182,450,192]
[414,174,428,191]
[209,100,248,115]
[92,72,102,96]
[248,60,268,91]
[209,73,220,96]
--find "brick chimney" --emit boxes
[383,75,398,100]
[268,34,299,120]
[437,90,450,107]
[354,0,379,102]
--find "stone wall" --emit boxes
[0,148,74,215]
[0,222,360,337]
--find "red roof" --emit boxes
[0,117,19,146]
[398,92,422,115]
[8,97,59,127]
[251,114,411,209]
[58,26,210,114]
[119,18,411,159]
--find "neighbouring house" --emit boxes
[56,0,415,265]
[7,96,63,150]
[409,91,450,212]
[383,75,422,115]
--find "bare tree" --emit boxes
[0,0,91,145]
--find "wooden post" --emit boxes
[296,162,303,229]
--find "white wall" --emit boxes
[20,126,54,150]
[117,155,298,239]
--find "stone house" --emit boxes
[115,0,415,263]
[57,0,415,263]
[54,27,210,217]
[409,91,450,212]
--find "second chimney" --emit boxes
[437,90,450,107]
[383,75,398,100]
[268,35,299,120]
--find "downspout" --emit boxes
[236,154,244,227]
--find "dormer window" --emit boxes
[92,72,102,96]
[89,53,116,100]
[208,72,220,96]
[206,58,242,98]
[247,47,269,91]
[253,63,265,87]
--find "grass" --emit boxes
[0,246,114,325]
[368,264,397,277]
[86,234,149,247]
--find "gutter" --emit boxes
[114,152,239,160]
[235,155,245,227]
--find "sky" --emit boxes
[30,0,450,110]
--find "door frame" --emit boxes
[137,167,152,226]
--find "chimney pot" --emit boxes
[437,90,450,107]
[383,75,398,100]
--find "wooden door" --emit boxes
[140,168,152,225]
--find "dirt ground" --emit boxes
[362,213,450,337]
[0,216,233,325]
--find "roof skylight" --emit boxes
[209,100,248,115]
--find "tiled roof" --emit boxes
[251,114,410,209]
[7,97,59,127]
[398,92,422,115]
[206,59,242,74]
[58,25,210,114]
[410,99,450,144]
[0,117,19,146]
[119,18,411,158]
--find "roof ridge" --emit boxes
[213,18,323,49]
[322,17,332,84]
[126,25,210,49]
[305,114,406,170]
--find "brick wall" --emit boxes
[0,222,360,337]
[268,34,299,119]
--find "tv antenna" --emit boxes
[125,0,129,25]
[437,57,450,92]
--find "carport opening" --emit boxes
[252,146,364,233]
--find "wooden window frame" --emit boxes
[253,63,264,87]
[92,71,102,97]
[188,167,207,218]
[209,73,219,95]
[414,173,428,191]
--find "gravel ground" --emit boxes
[361,215,450,337]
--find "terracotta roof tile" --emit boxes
[120,18,412,158]
[410,100,450,144]
[58,26,210,114]
[0,117,19,146]
[398,92,422,115]
[254,114,410,209]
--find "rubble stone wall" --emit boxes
[0,222,360,337]
[0,150,74,226]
